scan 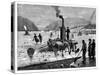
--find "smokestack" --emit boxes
[52,6,64,21]
[52,6,66,42]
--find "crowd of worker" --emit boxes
[81,39,95,64]
[32,27,96,64]
[66,27,96,64]
[33,33,42,44]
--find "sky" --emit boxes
[17,4,96,29]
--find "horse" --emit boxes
[47,39,70,57]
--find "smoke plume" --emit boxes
[52,6,64,20]
[52,6,60,17]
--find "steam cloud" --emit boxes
[52,6,64,20]
[52,6,60,17]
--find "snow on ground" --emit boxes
[17,31,96,67]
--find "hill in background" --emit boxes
[45,17,96,31]
[17,16,38,31]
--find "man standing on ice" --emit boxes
[81,40,87,64]
[91,39,95,59]
[33,33,39,44]
[66,27,70,40]
[88,39,92,59]
[38,33,42,44]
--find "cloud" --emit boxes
[17,4,96,29]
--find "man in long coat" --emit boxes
[91,39,95,59]
[81,40,87,64]
[88,39,92,59]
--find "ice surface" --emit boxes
[17,31,96,67]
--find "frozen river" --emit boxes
[17,31,96,67]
